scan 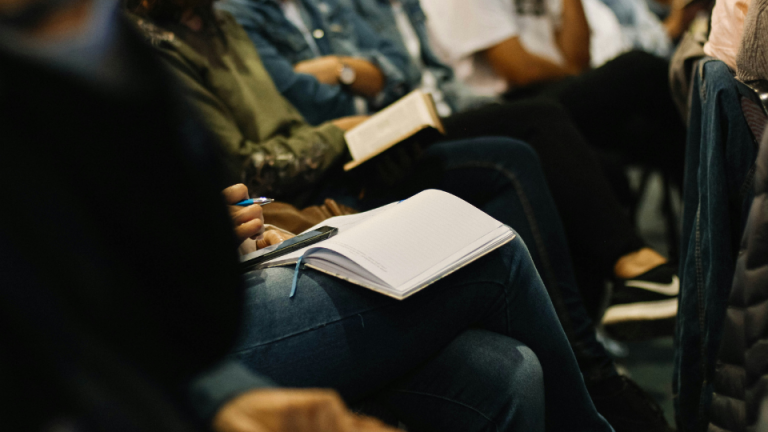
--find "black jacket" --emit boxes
[709,125,768,432]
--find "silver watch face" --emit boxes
[339,65,356,85]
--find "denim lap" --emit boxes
[379,329,545,432]
[231,237,613,432]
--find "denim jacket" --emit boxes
[346,0,448,91]
[217,0,409,125]
[346,0,497,113]
[675,58,761,432]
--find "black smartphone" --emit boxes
[240,226,338,270]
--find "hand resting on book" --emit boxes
[257,229,296,250]
[331,115,370,131]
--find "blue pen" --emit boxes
[235,197,274,207]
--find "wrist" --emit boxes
[336,58,356,86]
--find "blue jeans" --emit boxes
[234,238,612,432]
[345,137,618,384]
[675,59,761,431]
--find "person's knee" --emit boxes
[470,137,542,170]
[498,237,536,278]
[608,50,669,81]
[513,100,571,124]
[612,50,663,68]
[453,330,545,430]
[427,137,543,174]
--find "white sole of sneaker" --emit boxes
[602,298,678,325]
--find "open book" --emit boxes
[343,90,445,171]
[253,190,516,300]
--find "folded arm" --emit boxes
[555,0,591,71]
[293,55,384,98]
[241,29,360,125]
[483,36,580,87]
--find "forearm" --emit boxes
[514,56,578,85]
[556,0,591,71]
[484,38,579,86]
[240,123,347,197]
[338,56,384,98]
[293,56,384,98]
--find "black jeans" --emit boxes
[443,99,646,316]
[505,50,687,185]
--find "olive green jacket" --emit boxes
[132,12,347,197]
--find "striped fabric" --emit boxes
[741,95,767,144]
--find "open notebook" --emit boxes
[253,190,516,300]
[344,90,445,171]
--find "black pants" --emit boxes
[443,100,645,317]
[505,50,686,185]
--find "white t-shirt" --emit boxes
[421,0,564,96]
[421,0,629,95]
[580,0,630,68]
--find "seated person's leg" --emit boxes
[344,136,669,430]
[401,137,618,381]
[442,100,657,290]
[376,329,544,432]
[233,237,612,432]
[535,51,687,183]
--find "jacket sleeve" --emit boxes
[342,2,409,109]
[219,0,409,125]
[187,360,277,422]
[156,49,347,198]
[235,22,360,125]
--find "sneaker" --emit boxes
[588,375,675,432]
[602,263,678,340]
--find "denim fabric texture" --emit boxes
[234,237,614,432]
[675,58,761,432]
[217,0,409,125]
[344,0,449,90]
[188,360,275,421]
[310,137,620,384]
[346,0,497,113]
[595,0,672,58]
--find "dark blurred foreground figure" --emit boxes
[0,10,242,432]
[0,1,395,430]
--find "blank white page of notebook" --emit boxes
[319,189,502,287]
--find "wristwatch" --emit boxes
[338,62,357,86]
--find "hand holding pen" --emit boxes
[225,188,289,249]
[235,197,274,207]
[222,184,272,242]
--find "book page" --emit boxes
[256,203,398,265]
[397,226,515,295]
[316,190,503,287]
[344,90,436,162]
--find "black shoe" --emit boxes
[603,263,678,340]
[588,375,675,432]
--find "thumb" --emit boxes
[256,230,288,249]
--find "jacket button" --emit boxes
[313,29,324,39]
